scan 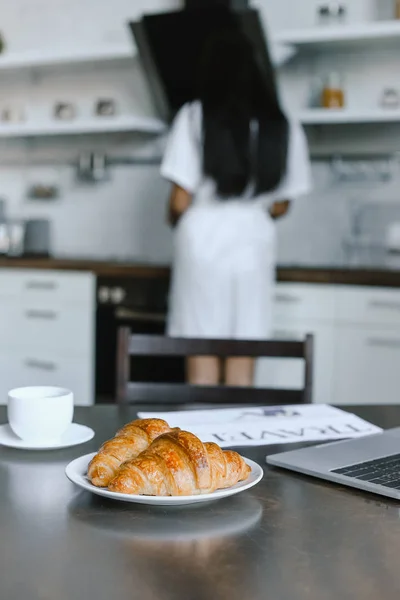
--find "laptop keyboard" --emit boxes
[332,453,400,489]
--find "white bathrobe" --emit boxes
[161,102,311,340]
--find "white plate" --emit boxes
[0,423,95,450]
[65,452,264,506]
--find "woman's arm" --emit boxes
[167,184,193,227]
[269,199,291,220]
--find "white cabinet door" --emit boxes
[0,269,94,306]
[273,283,336,322]
[0,351,93,407]
[255,319,335,405]
[9,304,94,356]
[334,327,400,405]
[0,269,95,405]
[336,286,400,326]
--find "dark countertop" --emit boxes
[2,256,400,286]
[1,404,400,600]
[0,256,170,278]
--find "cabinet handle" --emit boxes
[25,309,57,320]
[368,300,400,311]
[367,338,400,349]
[25,359,57,371]
[115,307,166,323]
[25,281,57,291]
[274,294,301,304]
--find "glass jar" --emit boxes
[330,2,347,24]
[322,73,345,109]
[317,4,331,25]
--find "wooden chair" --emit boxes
[116,331,314,405]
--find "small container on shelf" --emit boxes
[330,2,347,24]
[95,99,117,117]
[317,4,331,25]
[317,2,347,25]
[396,0,400,19]
[2,106,25,123]
[54,102,76,120]
[322,72,345,109]
[308,76,324,108]
[380,88,400,109]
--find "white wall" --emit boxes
[0,0,182,52]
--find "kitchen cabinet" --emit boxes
[0,269,95,406]
[273,283,336,322]
[255,319,335,404]
[336,286,400,326]
[256,283,336,404]
[334,327,400,405]
[333,286,400,405]
[257,282,400,405]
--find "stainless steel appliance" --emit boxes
[0,218,25,257]
[95,276,184,402]
[24,219,52,257]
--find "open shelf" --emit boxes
[0,45,135,71]
[274,21,400,52]
[0,115,166,137]
[299,108,400,125]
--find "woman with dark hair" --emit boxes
[161,28,311,387]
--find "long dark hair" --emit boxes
[197,27,289,198]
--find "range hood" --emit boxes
[130,2,274,123]
[185,0,248,9]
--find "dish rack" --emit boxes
[343,201,400,266]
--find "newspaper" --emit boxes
[138,405,382,448]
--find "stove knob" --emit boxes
[110,287,126,305]
[98,286,110,304]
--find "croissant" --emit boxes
[88,418,172,487]
[108,429,251,496]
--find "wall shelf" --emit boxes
[299,109,400,125]
[0,43,292,72]
[0,45,135,71]
[274,21,400,52]
[0,116,166,137]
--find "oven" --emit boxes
[95,276,185,402]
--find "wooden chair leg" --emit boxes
[116,327,131,403]
[303,334,314,404]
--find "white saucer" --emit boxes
[0,423,95,450]
[66,452,264,506]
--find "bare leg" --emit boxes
[187,356,221,386]
[224,357,255,387]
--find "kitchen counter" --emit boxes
[0,256,170,278]
[1,256,400,286]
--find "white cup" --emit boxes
[8,386,74,442]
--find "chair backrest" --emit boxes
[116,331,314,405]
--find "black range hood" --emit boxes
[185,0,248,9]
[130,2,273,122]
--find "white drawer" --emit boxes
[333,326,400,405]
[273,283,336,322]
[256,319,335,404]
[336,286,400,326]
[0,302,94,356]
[0,351,93,406]
[0,270,22,298]
[0,269,95,306]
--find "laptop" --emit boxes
[267,427,400,500]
